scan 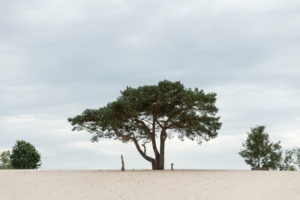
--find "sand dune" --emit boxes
[0,170,299,200]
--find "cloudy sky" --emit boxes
[1,0,300,170]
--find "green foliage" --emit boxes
[294,148,300,168]
[10,140,42,169]
[280,149,297,171]
[0,150,13,169]
[239,125,282,170]
[68,80,222,169]
[69,80,221,143]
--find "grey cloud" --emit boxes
[1,0,300,170]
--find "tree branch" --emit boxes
[114,129,154,163]
[155,119,164,129]
[132,137,154,163]
[164,108,186,129]
[141,140,151,155]
[134,118,160,158]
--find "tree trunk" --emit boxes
[121,154,125,171]
[158,130,166,170]
[131,129,167,170]
[159,142,165,170]
[151,160,156,170]
[149,159,164,170]
[150,141,165,170]
[152,131,166,170]
[150,159,162,170]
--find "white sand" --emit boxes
[0,170,299,200]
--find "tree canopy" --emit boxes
[239,125,282,170]
[280,149,297,171]
[10,140,42,169]
[68,80,222,170]
[294,148,300,168]
[0,150,12,169]
[279,148,300,171]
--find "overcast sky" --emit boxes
[1,0,300,170]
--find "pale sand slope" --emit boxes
[0,170,299,200]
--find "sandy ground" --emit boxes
[0,170,299,200]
